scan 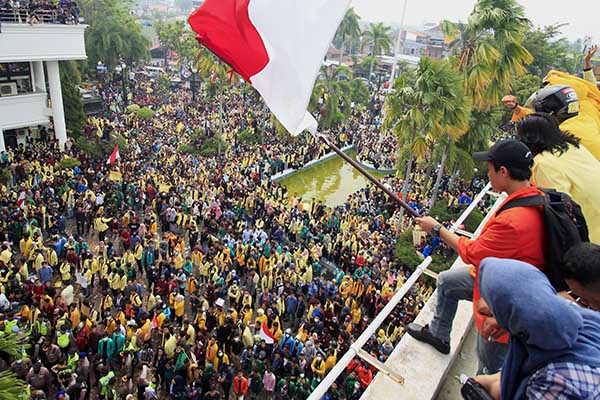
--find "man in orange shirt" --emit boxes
[408,140,546,375]
[232,370,248,400]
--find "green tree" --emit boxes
[0,332,30,400]
[155,20,199,66]
[441,0,533,110]
[349,78,371,107]
[361,23,393,83]
[81,0,150,69]
[447,109,502,187]
[333,8,361,65]
[196,46,230,82]
[523,24,577,77]
[385,58,470,215]
[60,61,86,137]
[310,66,353,129]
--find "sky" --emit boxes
[352,0,598,44]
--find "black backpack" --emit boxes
[496,188,589,292]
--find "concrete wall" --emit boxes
[0,92,50,130]
[0,23,87,63]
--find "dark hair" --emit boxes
[562,243,600,288]
[517,112,580,157]
[490,160,532,181]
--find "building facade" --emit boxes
[0,22,87,151]
[401,24,448,60]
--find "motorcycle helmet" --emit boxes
[526,85,580,123]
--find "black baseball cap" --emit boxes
[472,140,533,169]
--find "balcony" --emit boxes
[0,23,87,63]
[0,92,50,130]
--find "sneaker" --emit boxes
[406,323,450,354]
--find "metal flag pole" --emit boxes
[315,133,420,218]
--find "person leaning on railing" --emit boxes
[408,140,546,375]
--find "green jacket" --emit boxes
[98,337,115,360]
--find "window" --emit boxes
[0,62,33,94]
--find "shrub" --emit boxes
[57,157,81,170]
[136,107,154,120]
[127,104,141,113]
[179,137,229,157]
[238,128,260,144]
[75,134,127,160]
[178,144,202,156]
[0,168,12,185]
[394,229,423,271]
[428,197,485,233]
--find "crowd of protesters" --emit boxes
[0,72,487,400]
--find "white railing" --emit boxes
[449,182,492,234]
[308,182,498,400]
[308,256,433,400]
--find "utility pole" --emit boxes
[388,0,408,87]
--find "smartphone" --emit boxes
[459,374,495,400]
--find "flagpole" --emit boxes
[315,133,420,218]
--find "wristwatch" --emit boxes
[431,223,444,238]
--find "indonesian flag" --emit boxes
[150,315,159,330]
[16,190,27,209]
[259,322,275,344]
[189,0,350,136]
[107,145,120,165]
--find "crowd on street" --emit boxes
[0,74,489,400]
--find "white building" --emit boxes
[0,22,87,152]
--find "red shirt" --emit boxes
[457,186,546,343]
[233,375,248,395]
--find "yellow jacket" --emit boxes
[532,145,600,243]
[311,358,327,377]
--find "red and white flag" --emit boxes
[107,145,120,165]
[189,0,350,136]
[16,190,27,209]
[150,315,159,330]
[258,322,275,344]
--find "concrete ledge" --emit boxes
[0,23,88,63]
[436,325,479,400]
[361,191,507,400]
[360,256,474,400]
[355,156,397,174]
[271,144,355,181]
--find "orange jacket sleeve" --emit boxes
[457,220,520,269]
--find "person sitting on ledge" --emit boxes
[473,257,600,400]
[410,140,546,375]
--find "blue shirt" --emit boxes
[38,266,52,284]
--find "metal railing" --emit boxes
[0,8,79,24]
[308,183,500,400]
[308,256,433,400]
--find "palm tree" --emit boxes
[310,66,353,129]
[0,332,30,399]
[385,58,470,217]
[361,23,393,83]
[83,2,150,68]
[195,46,230,82]
[195,46,232,155]
[445,110,501,189]
[334,8,361,66]
[441,0,533,110]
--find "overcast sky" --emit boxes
[352,0,598,44]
